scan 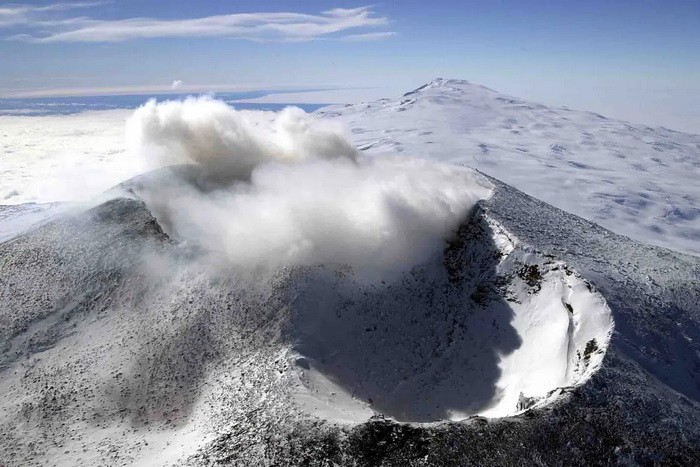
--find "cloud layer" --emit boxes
[3,4,394,43]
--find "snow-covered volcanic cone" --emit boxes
[117,163,614,424]
[115,98,613,422]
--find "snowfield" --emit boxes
[321,78,700,256]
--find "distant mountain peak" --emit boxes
[404,78,495,96]
[430,78,473,86]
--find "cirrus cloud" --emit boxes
[339,31,397,42]
[3,4,395,43]
[0,1,107,27]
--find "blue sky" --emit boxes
[1,0,699,131]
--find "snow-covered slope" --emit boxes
[320,78,700,256]
[0,202,66,242]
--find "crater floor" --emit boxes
[287,209,613,422]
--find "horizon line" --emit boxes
[0,83,371,99]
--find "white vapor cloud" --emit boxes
[124,98,491,276]
[4,5,395,43]
[126,97,359,180]
[171,80,183,90]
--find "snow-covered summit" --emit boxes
[403,77,497,95]
[321,78,700,256]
